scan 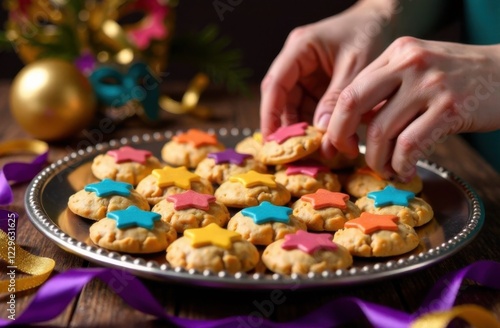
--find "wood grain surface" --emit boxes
[0,80,498,327]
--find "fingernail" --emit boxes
[316,114,331,131]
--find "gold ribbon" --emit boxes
[0,230,55,293]
[411,305,500,328]
[0,139,48,157]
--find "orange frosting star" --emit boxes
[301,189,350,210]
[229,170,276,188]
[184,223,241,249]
[173,129,218,148]
[152,166,200,189]
[344,212,399,234]
[356,166,384,181]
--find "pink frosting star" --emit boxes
[107,146,152,164]
[285,160,330,178]
[265,122,308,144]
[166,190,216,211]
[281,230,337,254]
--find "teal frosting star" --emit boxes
[107,206,161,230]
[367,185,415,207]
[84,178,132,197]
[241,201,292,224]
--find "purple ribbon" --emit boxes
[0,151,48,205]
[0,260,498,327]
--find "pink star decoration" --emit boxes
[265,122,308,144]
[285,160,330,178]
[281,230,337,254]
[107,146,152,164]
[166,190,216,211]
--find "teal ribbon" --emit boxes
[89,62,160,121]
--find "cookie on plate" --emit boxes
[274,160,341,198]
[166,223,259,273]
[235,132,263,158]
[258,122,323,165]
[152,190,230,233]
[136,166,213,205]
[291,189,361,231]
[333,212,420,257]
[345,166,423,198]
[91,146,162,185]
[68,178,149,221]
[89,205,177,254]
[194,148,267,185]
[214,170,291,208]
[226,201,306,246]
[355,186,434,227]
[161,129,225,168]
[262,230,352,275]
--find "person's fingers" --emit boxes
[324,66,402,158]
[260,26,320,137]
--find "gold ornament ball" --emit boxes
[10,59,97,141]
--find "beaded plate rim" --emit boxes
[25,128,484,289]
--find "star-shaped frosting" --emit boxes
[107,146,152,164]
[107,205,160,230]
[172,129,219,148]
[301,189,350,210]
[356,166,384,181]
[167,190,216,211]
[229,170,276,188]
[285,160,329,178]
[84,178,132,197]
[281,230,337,254]
[152,166,200,189]
[367,185,415,207]
[265,122,308,144]
[344,212,399,234]
[208,148,251,165]
[184,223,241,249]
[241,201,292,225]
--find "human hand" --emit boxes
[259,0,396,137]
[322,37,500,180]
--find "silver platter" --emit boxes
[25,128,484,289]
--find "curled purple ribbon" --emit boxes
[0,260,498,327]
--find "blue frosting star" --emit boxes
[107,206,161,230]
[84,178,132,197]
[367,185,415,207]
[241,201,292,224]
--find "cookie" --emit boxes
[274,160,341,197]
[235,132,263,158]
[291,189,361,231]
[333,212,419,257]
[305,150,360,170]
[214,170,291,208]
[226,202,306,246]
[355,186,433,227]
[345,166,423,198]
[89,205,177,254]
[194,148,267,185]
[262,230,352,275]
[258,122,323,165]
[135,166,213,205]
[161,129,225,168]
[68,179,149,221]
[91,146,162,185]
[152,190,230,233]
[166,223,259,273]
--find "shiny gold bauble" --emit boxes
[10,59,97,141]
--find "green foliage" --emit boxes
[170,25,252,95]
[0,31,12,51]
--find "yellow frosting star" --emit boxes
[152,166,200,189]
[229,170,277,188]
[184,223,242,249]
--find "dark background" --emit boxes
[0,0,460,82]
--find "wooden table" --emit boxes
[0,80,499,327]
